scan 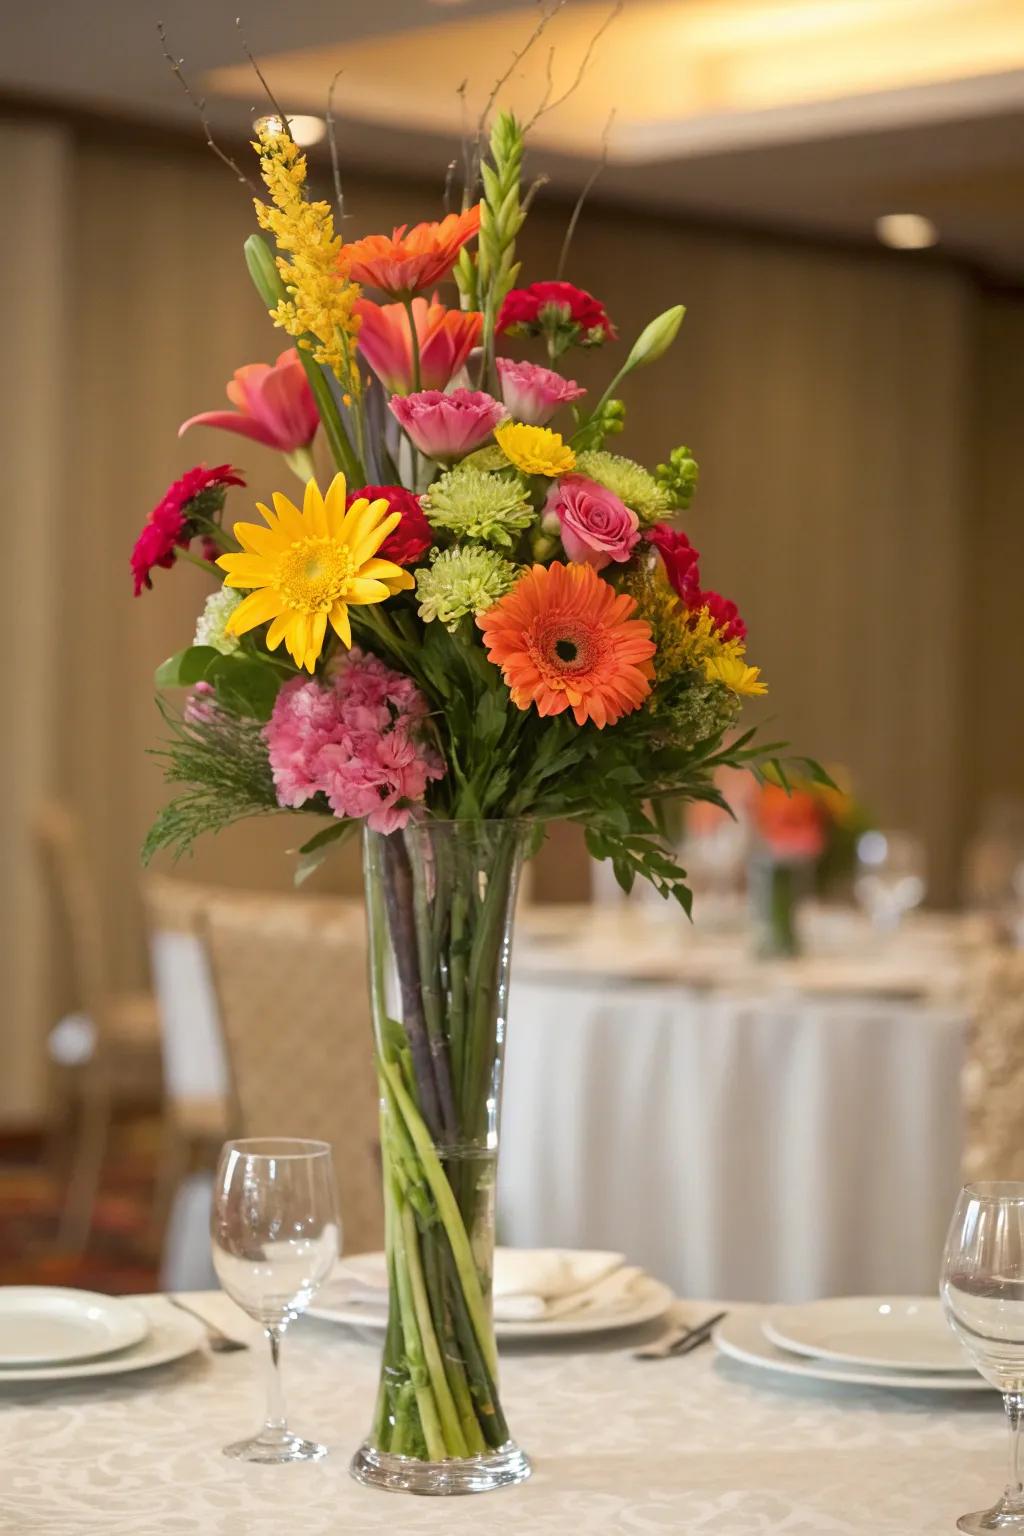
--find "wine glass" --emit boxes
[941,1183,1024,1532]
[854,829,927,932]
[212,1138,340,1463]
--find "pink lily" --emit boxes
[179,348,319,480]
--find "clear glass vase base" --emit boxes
[349,1440,532,1495]
[958,1508,1024,1533]
[223,1429,327,1464]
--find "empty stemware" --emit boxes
[211,1137,340,1463]
[941,1182,1024,1532]
[854,828,927,932]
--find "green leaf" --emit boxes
[296,820,352,857]
[208,656,280,722]
[154,646,220,689]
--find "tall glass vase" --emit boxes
[350,819,532,1496]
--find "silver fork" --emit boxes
[633,1310,727,1360]
[165,1295,249,1353]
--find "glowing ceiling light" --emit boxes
[253,114,326,147]
[875,213,939,250]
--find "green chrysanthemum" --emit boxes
[422,466,536,548]
[193,586,242,655]
[574,450,672,526]
[415,546,518,632]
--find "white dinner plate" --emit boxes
[308,1272,674,1340]
[714,1310,990,1392]
[762,1296,973,1372]
[0,1297,205,1383]
[0,1287,150,1366]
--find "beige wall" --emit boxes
[0,118,1016,1121]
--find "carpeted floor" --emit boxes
[0,1118,162,1293]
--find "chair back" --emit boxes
[142,875,232,1111]
[33,800,107,1032]
[200,888,384,1253]
[964,949,1024,1182]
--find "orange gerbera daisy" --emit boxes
[478,562,656,729]
[340,207,482,299]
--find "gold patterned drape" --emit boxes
[2,116,1018,1123]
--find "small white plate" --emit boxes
[0,1297,205,1383]
[762,1296,972,1373]
[309,1273,674,1340]
[715,1310,989,1392]
[0,1287,150,1366]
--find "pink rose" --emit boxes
[544,475,639,570]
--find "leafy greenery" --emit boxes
[142,697,281,864]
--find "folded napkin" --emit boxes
[327,1247,641,1323]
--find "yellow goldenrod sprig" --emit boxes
[252,123,362,399]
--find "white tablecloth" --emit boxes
[0,1291,1000,1535]
[498,974,966,1303]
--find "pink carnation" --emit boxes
[389,388,505,461]
[264,649,445,833]
[495,357,585,426]
[543,474,639,570]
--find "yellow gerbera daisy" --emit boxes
[703,652,768,697]
[217,473,414,672]
[494,421,576,477]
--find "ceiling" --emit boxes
[4,0,1024,278]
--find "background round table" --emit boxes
[498,907,969,1302]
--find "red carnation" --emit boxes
[697,589,746,644]
[131,463,245,596]
[347,484,432,566]
[649,523,747,643]
[497,280,616,353]
[649,523,701,605]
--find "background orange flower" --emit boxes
[478,562,655,729]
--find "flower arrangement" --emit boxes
[134,102,824,1485]
[135,110,814,897]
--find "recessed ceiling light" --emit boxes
[253,113,327,147]
[285,115,328,147]
[875,213,938,251]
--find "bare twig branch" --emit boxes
[524,0,623,132]
[456,78,473,210]
[234,15,294,141]
[326,68,346,221]
[156,20,258,191]
[532,45,556,121]
[466,0,565,199]
[521,173,549,214]
[442,157,459,215]
[556,108,615,278]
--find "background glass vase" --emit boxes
[350,820,533,1496]
[749,854,811,958]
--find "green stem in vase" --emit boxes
[399,1200,469,1458]
[422,1227,487,1455]
[379,1056,498,1379]
[388,1171,447,1461]
[442,1244,509,1450]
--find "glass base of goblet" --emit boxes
[349,1440,531,1495]
[958,1504,1024,1532]
[223,1427,327,1464]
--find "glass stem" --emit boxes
[1005,1393,1024,1509]
[264,1324,287,1437]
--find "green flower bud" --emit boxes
[623,304,686,373]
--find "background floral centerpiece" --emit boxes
[133,105,822,1493]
